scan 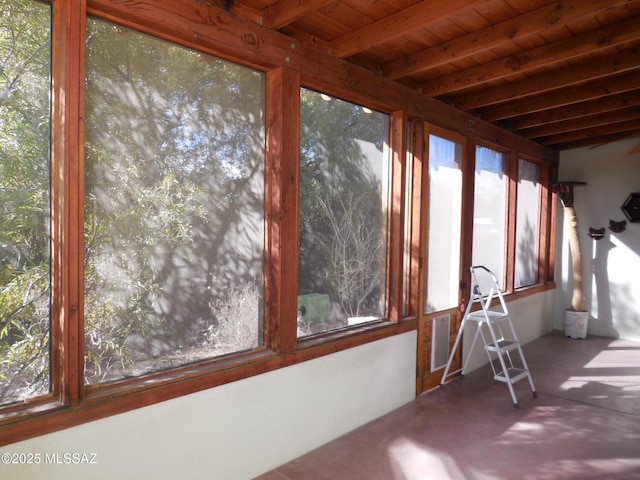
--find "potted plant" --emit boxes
[554,181,589,339]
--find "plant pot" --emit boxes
[564,309,588,339]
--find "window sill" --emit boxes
[509,281,556,300]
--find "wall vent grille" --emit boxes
[431,314,451,372]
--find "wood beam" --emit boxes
[506,90,640,131]
[522,107,640,139]
[261,0,333,30]
[266,67,300,354]
[539,118,640,146]
[552,131,640,150]
[422,16,640,97]
[481,71,640,122]
[383,0,632,80]
[328,0,485,58]
[53,0,87,408]
[453,46,640,110]
[388,110,407,323]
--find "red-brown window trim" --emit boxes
[0,0,558,447]
[0,2,415,446]
[472,139,556,294]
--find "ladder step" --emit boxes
[467,310,509,323]
[494,368,529,384]
[485,339,519,353]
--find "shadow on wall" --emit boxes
[590,235,616,337]
[556,139,640,341]
[586,222,640,340]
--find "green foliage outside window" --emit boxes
[84,19,266,383]
[298,90,389,336]
[0,0,52,405]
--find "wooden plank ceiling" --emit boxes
[229,0,640,151]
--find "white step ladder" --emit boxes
[440,266,537,408]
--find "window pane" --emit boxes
[515,159,541,288]
[0,0,51,405]
[472,146,507,290]
[426,134,462,313]
[298,90,389,337]
[84,19,265,384]
[403,125,413,316]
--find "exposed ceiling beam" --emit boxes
[383,0,631,80]
[522,107,640,139]
[453,46,640,110]
[505,90,640,131]
[539,117,640,146]
[260,0,333,29]
[232,0,640,150]
[328,0,486,58]
[421,16,640,97]
[481,71,640,122]
[551,130,640,150]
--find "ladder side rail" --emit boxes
[440,300,475,383]
[485,317,510,375]
[507,319,538,394]
[481,326,501,379]
[485,317,520,406]
[503,349,515,370]
[497,289,537,400]
[458,277,488,376]
[496,322,509,346]
[460,319,484,375]
[481,285,494,313]
[497,285,509,315]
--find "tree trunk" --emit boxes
[564,205,585,311]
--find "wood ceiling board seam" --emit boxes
[328,0,489,58]
[420,16,640,97]
[452,45,640,110]
[382,0,632,79]
[505,90,640,130]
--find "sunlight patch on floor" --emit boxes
[550,458,640,479]
[560,376,640,392]
[584,349,640,369]
[387,436,467,480]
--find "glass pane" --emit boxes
[298,89,389,337]
[472,146,507,290]
[515,159,541,288]
[403,125,413,316]
[426,134,462,313]
[84,19,265,384]
[0,0,51,405]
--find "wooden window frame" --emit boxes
[472,140,556,298]
[472,141,511,289]
[514,155,549,290]
[0,0,413,446]
[0,0,557,447]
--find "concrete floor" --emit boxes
[255,331,640,480]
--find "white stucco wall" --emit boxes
[0,331,416,480]
[556,138,640,341]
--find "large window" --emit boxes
[515,159,542,288]
[84,19,266,383]
[298,89,390,337]
[426,133,463,313]
[0,0,51,406]
[472,145,507,289]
